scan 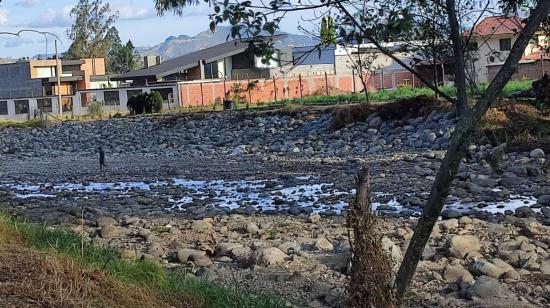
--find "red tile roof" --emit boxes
[466,16,524,37]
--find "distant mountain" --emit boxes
[136,26,317,59]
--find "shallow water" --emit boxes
[1,178,540,216]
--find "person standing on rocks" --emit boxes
[98,146,106,172]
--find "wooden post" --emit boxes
[299,74,303,98]
[247,75,252,106]
[325,71,329,96]
[352,69,356,94]
[273,76,277,102]
[541,54,545,77]
[200,82,204,106]
[381,69,385,90]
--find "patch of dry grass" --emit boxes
[482,102,550,152]
[331,103,371,130]
[0,245,200,308]
[376,95,451,123]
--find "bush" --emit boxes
[127,91,164,115]
[87,99,104,119]
[149,91,163,113]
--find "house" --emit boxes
[112,37,286,85]
[0,58,108,119]
[464,16,547,83]
[0,58,107,99]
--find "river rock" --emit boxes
[447,235,481,259]
[530,148,545,158]
[467,276,504,299]
[253,247,288,266]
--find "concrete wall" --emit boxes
[0,84,179,120]
[487,59,549,81]
[0,62,44,99]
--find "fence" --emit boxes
[177,70,421,108]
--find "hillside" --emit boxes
[136,26,317,59]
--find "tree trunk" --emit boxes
[394,0,550,300]
[446,0,469,116]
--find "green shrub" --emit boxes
[127,92,149,114]
[87,99,104,119]
[149,91,163,113]
[127,91,164,115]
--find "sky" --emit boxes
[0,0,314,58]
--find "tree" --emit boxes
[321,16,337,46]
[109,39,140,74]
[66,0,119,60]
[155,0,550,302]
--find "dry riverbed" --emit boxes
[0,107,549,307]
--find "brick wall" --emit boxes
[177,71,420,108]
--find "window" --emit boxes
[499,38,512,51]
[204,61,219,79]
[14,100,29,114]
[37,98,53,112]
[104,91,120,106]
[35,66,56,78]
[127,89,142,98]
[467,41,479,51]
[0,101,8,115]
[62,97,73,112]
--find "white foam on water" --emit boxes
[2,179,542,216]
[15,193,56,199]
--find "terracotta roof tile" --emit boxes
[466,16,524,37]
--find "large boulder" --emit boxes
[96,216,118,227]
[444,263,474,283]
[214,243,244,257]
[467,276,504,299]
[530,148,545,159]
[99,225,127,239]
[381,236,403,262]
[447,235,481,259]
[253,247,288,266]
[177,249,207,263]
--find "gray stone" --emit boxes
[444,263,474,283]
[215,243,244,257]
[381,236,402,262]
[100,225,126,239]
[253,247,288,266]
[314,238,334,252]
[447,235,481,259]
[537,195,550,206]
[467,276,504,299]
[191,219,211,231]
[530,148,545,158]
[245,222,260,234]
[442,209,462,219]
[177,248,207,263]
[96,216,118,227]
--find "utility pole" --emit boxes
[55,40,63,116]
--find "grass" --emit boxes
[0,119,44,128]
[276,80,534,106]
[0,212,285,308]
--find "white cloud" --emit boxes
[0,10,9,25]
[16,0,41,8]
[113,4,154,20]
[2,37,35,48]
[26,6,72,28]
